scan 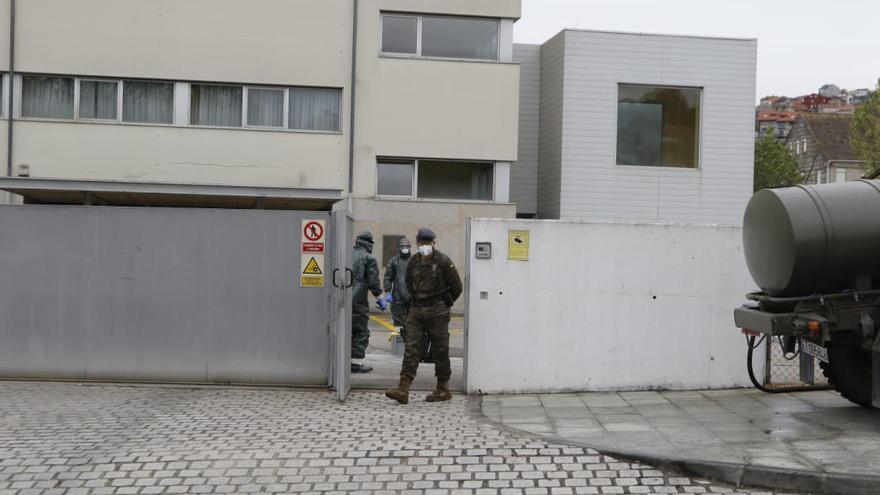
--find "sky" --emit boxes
[514,0,879,101]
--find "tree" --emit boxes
[754,134,801,192]
[851,79,880,174]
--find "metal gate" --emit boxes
[0,204,351,389]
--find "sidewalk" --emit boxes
[481,389,880,495]
[0,381,793,495]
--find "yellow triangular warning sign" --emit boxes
[303,257,323,275]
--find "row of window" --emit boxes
[377,159,494,201]
[791,139,808,155]
[13,75,341,132]
[381,13,500,61]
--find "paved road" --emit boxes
[483,390,879,494]
[0,382,796,495]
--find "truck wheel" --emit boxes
[819,331,874,408]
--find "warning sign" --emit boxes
[508,230,530,261]
[302,219,326,254]
[300,254,325,287]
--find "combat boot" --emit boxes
[385,376,413,404]
[425,379,452,402]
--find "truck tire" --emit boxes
[819,331,874,408]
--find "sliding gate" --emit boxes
[0,205,351,391]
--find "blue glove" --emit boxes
[385,293,393,304]
[377,297,388,311]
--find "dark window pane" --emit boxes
[22,76,74,119]
[123,81,174,124]
[422,16,498,60]
[377,161,414,196]
[417,161,493,200]
[617,84,701,168]
[79,80,117,120]
[191,84,242,127]
[382,15,418,54]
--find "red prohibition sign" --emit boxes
[304,221,324,241]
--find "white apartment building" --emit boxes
[512,30,757,225]
[0,0,521,269]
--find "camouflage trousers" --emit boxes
[392,303,432,362]
[400,302,451,381]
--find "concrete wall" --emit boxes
[511,44,540,216]
[466,218,758,394]
[555,30,757,225]
[536,33,565,219]
[13,121,346,189]
[352,0,521,199]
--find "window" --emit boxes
[289,87,341,132]
[836,169,848,183]
[123,81,174,124]
[22,76,74,119]
[377,159,494,201]
[802,139,808,153]
[422,16,498,60]
[616,84,701,168]
[381,15,418,54]
[190,84,242,127]
[381,13,499,61]
[377,160,414,196]
[796,141,801,155]
[78,80,118,120]
[418,160,493,200]
[247,88,284,128]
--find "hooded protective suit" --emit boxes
[351,232,382,359]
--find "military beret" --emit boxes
[416,228,436,241]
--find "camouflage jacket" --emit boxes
[405,249,462,306]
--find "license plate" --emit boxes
[800,339,829,363]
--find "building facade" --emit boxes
[512,30,757,225]
[0,0,521,273]
[785,113,865,183]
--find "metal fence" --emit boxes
[765,337,830,388]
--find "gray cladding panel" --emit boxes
[0,206,331,385]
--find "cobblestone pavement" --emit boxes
[0,382,801,495]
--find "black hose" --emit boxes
[747,335,832,393]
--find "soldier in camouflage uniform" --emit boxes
[351,231,386,373]
[386,228,462,404]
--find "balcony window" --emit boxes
[22,76,74,119]
[78,80,118,120]
[381,13,499,61]
[616,84,701,168]
[247,88,284,128]
[123,81,174,124]
[190,84,243,127]
[377,159,494,201]
[289,88,341,132]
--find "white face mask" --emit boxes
[418,245,433,256]
[400,248,410,255]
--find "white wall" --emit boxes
[549,30,757,225]
[466,218,759,394]
[511,44,540,216]
[536,33,565,219]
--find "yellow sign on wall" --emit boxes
[508,230,530,261]
[300,253,325,287]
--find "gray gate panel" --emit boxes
[0,205,330,385]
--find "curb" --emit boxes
[468,396,880,495]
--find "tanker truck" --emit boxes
[734,180,880,408]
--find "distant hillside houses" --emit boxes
[756,83,873,140]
